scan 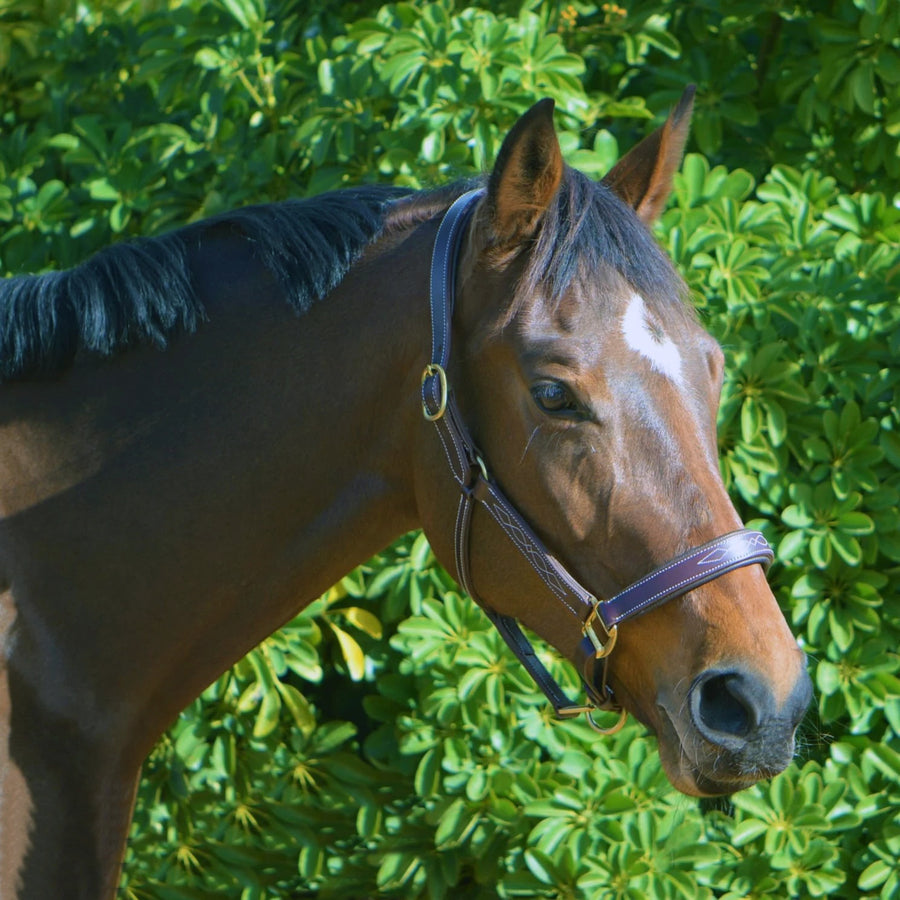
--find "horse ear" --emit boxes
[602,86,695,224]
[487,98,563,244]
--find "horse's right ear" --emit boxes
[487,99,563,246]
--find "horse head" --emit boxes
[414,92,811,796]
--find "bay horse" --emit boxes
[0,89,811,898]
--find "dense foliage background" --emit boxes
[2,0,899,897]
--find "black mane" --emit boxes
[521,166,687,314]
[389,168,686,323]
[0,170,684,383]
[0,186,409,381]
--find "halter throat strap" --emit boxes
[420,189,774,726]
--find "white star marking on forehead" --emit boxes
[621,293,683,385]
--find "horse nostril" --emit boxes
[691,671,765,745]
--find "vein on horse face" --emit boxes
[620,293,684,386]
[520,425,542,466]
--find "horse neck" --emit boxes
[0,213,439,900]
[273,221,435,588]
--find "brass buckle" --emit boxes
[556,702,595,718]
[583,598,618,659]
[421,363,449,421]
[557,702,627,734]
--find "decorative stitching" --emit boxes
[432,416,463,479]
[482,491,585,620]
[600,532,772,627]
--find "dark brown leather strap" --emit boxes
[597,529,774,630]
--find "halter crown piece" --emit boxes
[421,190,774,734]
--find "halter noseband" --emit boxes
[420,189,774,733]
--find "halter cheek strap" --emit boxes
[421,189,774,730]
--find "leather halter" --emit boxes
[420,189,774,732]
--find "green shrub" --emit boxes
[1,1,897,897]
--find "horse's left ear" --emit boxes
[487,98,563,245]
[602,86,695,224]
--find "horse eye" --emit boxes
[531,381,580,416]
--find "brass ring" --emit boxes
[585,706,628,735]
[421,363,448,421]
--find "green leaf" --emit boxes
[88,179,119,202]
[218,0,263,30]
[864,744,900,783]
[414,748,440,796]
[329,624,366,680]
[810,532,832,568]
[782,505,814,528]
[434,797,467,847]
[194,47,226,70]
[858,859,891,891]
[377,851,420,890]
[45,133,79,150]
[733,818,769,845]
[109,201,129,233]
[342,606,383,638]
[253,687,281,738]
[778,530,808,562]
[275,682,315,734]
[837,511,875,535]
[32,180,65,211]
[524,848,563,885]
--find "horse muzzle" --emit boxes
[655,663,813,796]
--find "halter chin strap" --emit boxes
[421,189,774,732]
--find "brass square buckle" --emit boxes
[583,598,618,659]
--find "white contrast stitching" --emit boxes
[602,533,771,626]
